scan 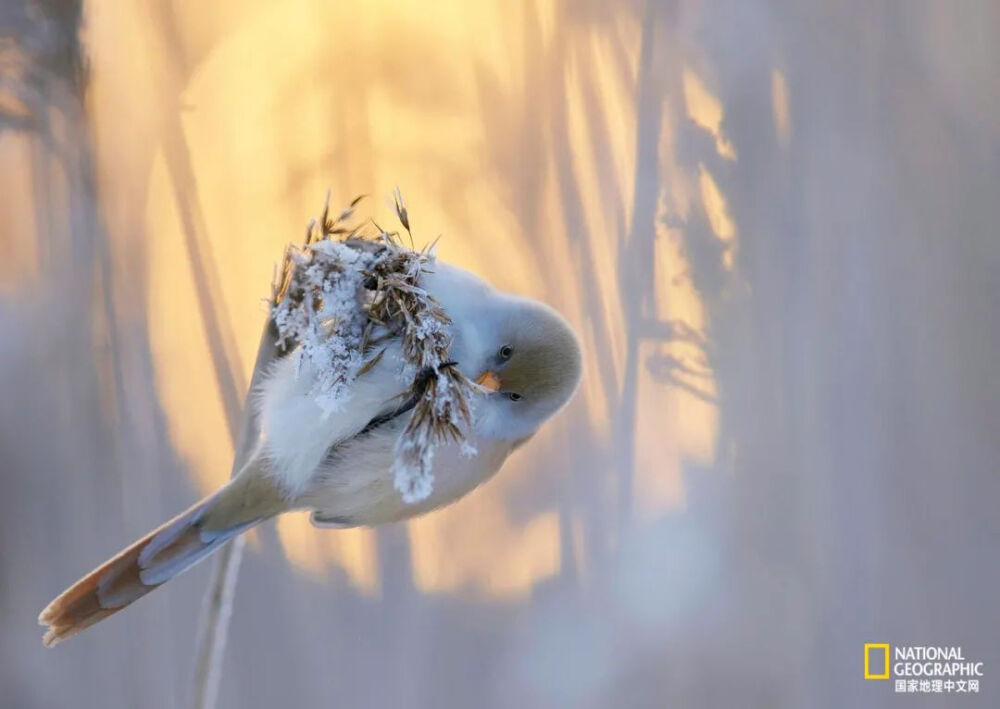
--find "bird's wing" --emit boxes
[233,320,287,473]
[253,336,412,494]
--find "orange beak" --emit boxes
[475,370,502,392]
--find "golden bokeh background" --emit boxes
[2,1,997,707]
[78,0,722,598]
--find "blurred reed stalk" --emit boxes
[192,323,283,709]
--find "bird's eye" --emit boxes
[506,392,523,402]
[498,345,514,360]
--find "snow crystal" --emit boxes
[271,239,375,417]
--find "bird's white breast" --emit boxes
[299,418,512,525]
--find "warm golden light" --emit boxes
[683,67,737,161]
[698,163,739,271]
[772,68,791,148]
[79,0,720,599]
[276,513,380,593]
[0,136,39,290]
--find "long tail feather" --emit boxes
[39,471,285,647]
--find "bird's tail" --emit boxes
[39,470,286,647]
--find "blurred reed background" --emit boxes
[1,1,997,707]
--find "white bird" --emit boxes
[39,260,582,646]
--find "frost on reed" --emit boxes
[269,191,476,502]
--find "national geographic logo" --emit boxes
[865,644,985,695]
[864,643,890,680]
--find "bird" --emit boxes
[38,259,582,647]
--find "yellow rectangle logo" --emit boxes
[865,643,890,679]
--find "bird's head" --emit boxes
[465,296,582,441]
[418,262,582,442]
